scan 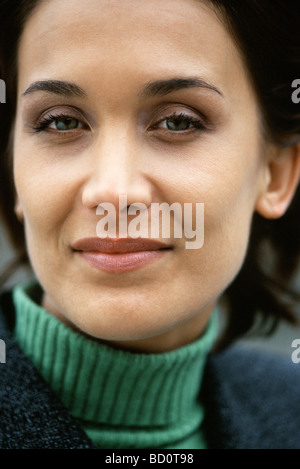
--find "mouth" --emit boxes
[72,237,172,273]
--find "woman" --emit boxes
[0,0,300,449]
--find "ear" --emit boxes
[255,143,300,219]
[14,196,24,223]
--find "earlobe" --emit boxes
[255,143,300,219]
[14,198,24,223]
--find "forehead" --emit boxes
[17,0,251,106]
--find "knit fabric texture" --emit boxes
[2,287,300,449]
[12,281,218,449]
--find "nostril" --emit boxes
[82,179,153,212]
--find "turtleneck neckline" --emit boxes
[13,281,218,449]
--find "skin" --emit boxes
[13,0,300,352]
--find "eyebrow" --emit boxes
[141,77,223,98]
[22,77,223,100]
[22,80,86,98]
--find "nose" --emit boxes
[81,130,153,212]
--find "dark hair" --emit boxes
[0,0,299,349]
[0,0,41,280]
[208,0,300,348]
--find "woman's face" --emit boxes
[13,0,270,351]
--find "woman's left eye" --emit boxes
[151,113,205,133]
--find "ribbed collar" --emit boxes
[13,281,218,449]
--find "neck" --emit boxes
[42,292,216,353]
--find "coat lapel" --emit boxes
[0,291,97,449]
[202,346,300,449]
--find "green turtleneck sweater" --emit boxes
[12,281,218,449]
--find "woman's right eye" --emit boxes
[49,117,81,131]
[34,113,86,133]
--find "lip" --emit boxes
[72,237,172,273]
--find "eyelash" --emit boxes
[33,111,206,134]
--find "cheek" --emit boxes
[15,173,68,233]
[177,151,262,286]
[14,129,75,214]
[13,145,76,259]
